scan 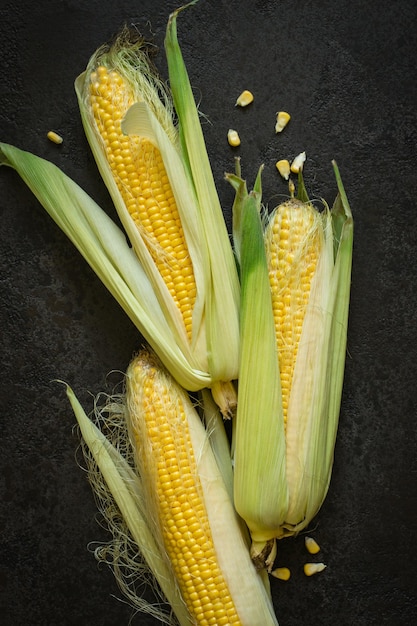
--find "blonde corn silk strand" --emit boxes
[77,389,179,626]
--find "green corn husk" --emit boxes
[65,382,193,626]
[229,162,353,568]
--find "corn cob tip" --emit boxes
[305,536,321,554]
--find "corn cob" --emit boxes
[229,164,353,568]
[265,198,323,428]
[125,350,279,626]
[87,60,196,338]
[227,167,286,569]
[0,8,241,414]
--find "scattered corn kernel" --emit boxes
[305,536,321,555]
[227,129,241,147]
[271,567,291,581]
[235,90,254,107]
[290,151,306,173]
[304,562,327,577]
[275,111,291,133]
[47,131,63,145]
[276,159,291,180]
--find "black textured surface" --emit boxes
[1,1,417,625]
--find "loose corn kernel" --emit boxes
[271,567,291,581]
[305,536,321,554]
[276,159,291,180]
[47,131,63,144]
[227,129,241,147]
[290,151,306,173]
[235,90,254,107]
[275,111,291,133]
[304,562,327,576]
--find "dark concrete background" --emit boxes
[1,0,417,624]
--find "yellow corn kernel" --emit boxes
[305,536,321,554]
[227,129,241,147]
[271,567,291,581]
[47,130,63,144]
[304,562,327,576]
[235,90,254,107]
[264,199,323,426]
[276,159,291,180]
[275,111,291,133]
[290,151,306,173]
[88,65,196,338]
[126,351,241,625]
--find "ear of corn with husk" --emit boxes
[65,349,279,626]
[229,162,353,568]
[0,4,240,416]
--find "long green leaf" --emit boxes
[0,142,209,391]
[232,182,287,565]
[64,384,193,626]
[165,5,241,384]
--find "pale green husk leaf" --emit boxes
[0,142,209,392]
[165,4,241,384]
[64,383,193,626]
[228,170,288,553]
